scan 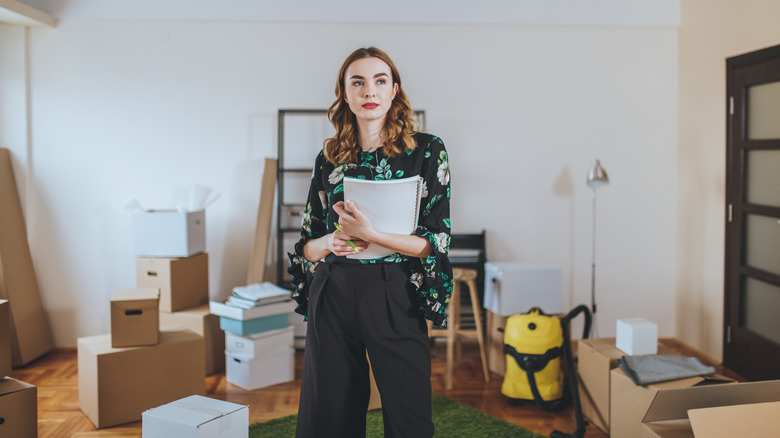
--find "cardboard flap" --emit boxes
[643,379,780,422]
[689,401,780,437]
[146,395,246,427]
[0,377,35,396]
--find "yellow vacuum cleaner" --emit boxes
[502,306,592,438]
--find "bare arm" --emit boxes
[302,229,370,262]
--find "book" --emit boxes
[209,300,297,321]
[231,282,292,302]
[225,295,291,309]
[342,176,424,260]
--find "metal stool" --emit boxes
[428,267,490,390]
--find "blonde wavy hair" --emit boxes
[323,47,418,165]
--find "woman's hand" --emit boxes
[333,200,376,243]
[329,226,369,257]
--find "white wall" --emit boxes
[1,14,679,347]
[677,0,780,360]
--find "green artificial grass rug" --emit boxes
[249,393,546,437]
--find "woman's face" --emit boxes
[343,56,398,124]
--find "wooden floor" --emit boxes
[8,338,739,437]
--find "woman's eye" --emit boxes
[377,79,386,85]
[352,81,364,87]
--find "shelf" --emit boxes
[0,0,57,27]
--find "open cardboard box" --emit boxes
[640,379,780,437]
[610,367,736,438]
[577,338,676,434]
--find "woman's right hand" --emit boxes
[329,230,368,257]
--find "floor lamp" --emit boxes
[587,159,609,335]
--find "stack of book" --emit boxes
[210,282,296,391]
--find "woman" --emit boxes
[288,47,452,438]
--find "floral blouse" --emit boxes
[287,132,453,327]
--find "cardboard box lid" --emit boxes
[144,395,247,427]
[688,400,780,437]
[111,288,160,309]
[643,379,780,422]
[0,377,35,397]
[112,288,160,302]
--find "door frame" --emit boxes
[724,43,780,381]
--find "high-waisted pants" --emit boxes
[295,262,434,438]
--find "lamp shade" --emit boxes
[586,159,609,189]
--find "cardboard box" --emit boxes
[577,338,676,434]
[78,328,206,429]
[132,209,206,257]
[483,262,562,316]
[143,395,248,438]
[0,377,37,437]
[0,300,10,377]
[610,366,735,438]
[486,310,508,376]
[137,253,209,312]
[225,325,294,357]
[226,347,294,391]
[159,304,225,375]
[0,148,53,367]
[616,318,658,356]
[640,380,780,437]
[111,288,160,348]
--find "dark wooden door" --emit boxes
[724,44,780,381]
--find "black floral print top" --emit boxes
[287,132,453,327]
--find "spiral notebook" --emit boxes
[343,176,424,260]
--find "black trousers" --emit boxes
[295,262,434,438]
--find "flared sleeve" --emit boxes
[287,152,329,319]
[412,136,453,327]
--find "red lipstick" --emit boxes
[362,103,379,109]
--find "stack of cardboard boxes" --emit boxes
[78,285,206,429]
[210,299,296,391]
[0,299,38,436]
[77,209,222,429]
[133,208,225,376]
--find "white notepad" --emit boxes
[343,176,424,260]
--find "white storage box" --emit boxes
[132,209,205,257]
[142,394,248,438]
[226,325,294,357]
[484,262,562,316]
[616,317,658,355]
[226,348,295,391]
